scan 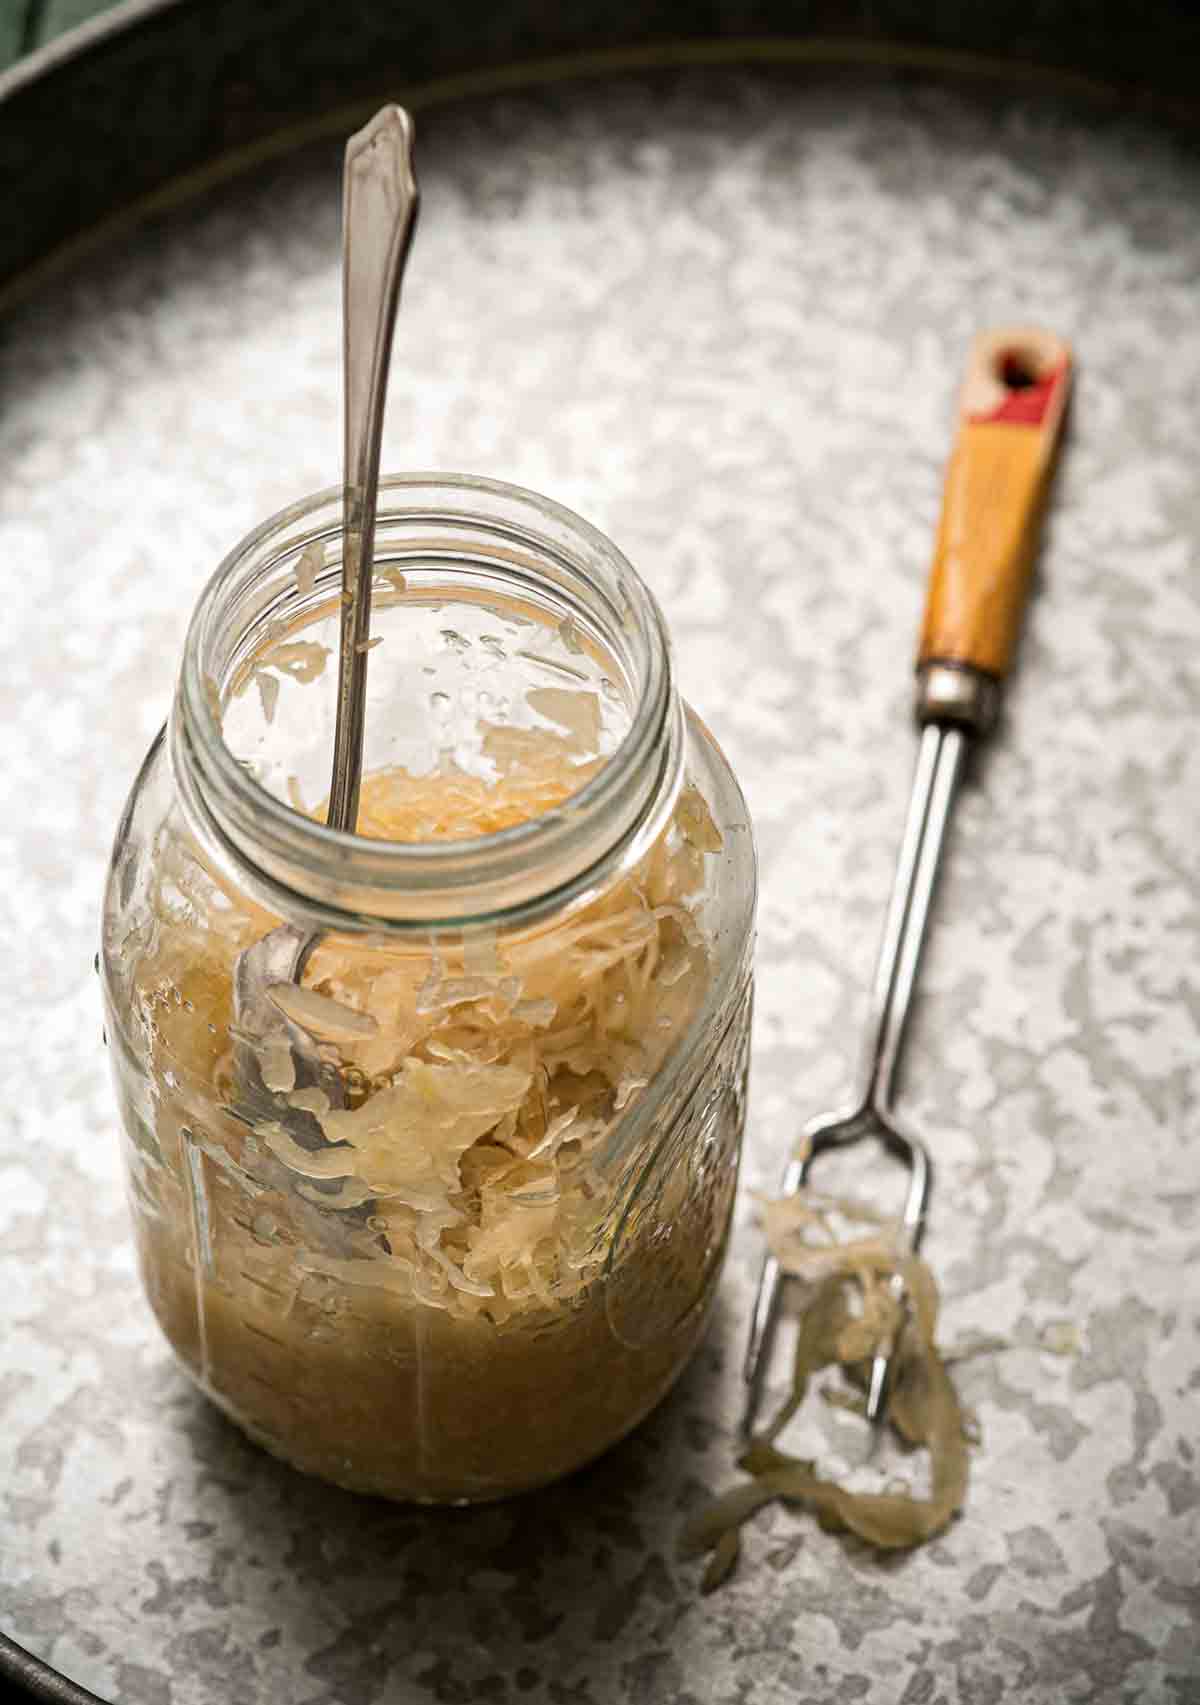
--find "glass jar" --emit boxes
[101,474,756,1503]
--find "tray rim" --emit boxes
[4,17,1200,318]
[0,0,173,98]
[0,1632,108,1705]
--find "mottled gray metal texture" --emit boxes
[2,65,1198,1705]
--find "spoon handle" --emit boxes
[327,105,419,834]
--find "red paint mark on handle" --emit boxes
[970,359,1068,428]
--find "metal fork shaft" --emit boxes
[863,725,946,1106]
[868,726,967,1114]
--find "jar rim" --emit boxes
[173,472,683,932]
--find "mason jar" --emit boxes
[101,474,756,1503]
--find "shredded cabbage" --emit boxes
[681,1190,970,1586]
[136,728,718,1333]
[281,743,717,1319]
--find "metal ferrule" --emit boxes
[914,660,1000,733]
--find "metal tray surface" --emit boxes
[2,52,1199,1705]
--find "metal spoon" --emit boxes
[232,106,419,1136]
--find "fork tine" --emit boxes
[741,1155,804,1437]
[864,1331,896,1423]
[863,1127,932,1421]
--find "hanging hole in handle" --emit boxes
[999,350,1040,390]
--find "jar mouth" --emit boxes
[174,473,682,931]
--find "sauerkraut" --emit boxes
[125,728,732,1500]
[680,1191,969,1587]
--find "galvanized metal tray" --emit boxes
[3,7,1199,1702]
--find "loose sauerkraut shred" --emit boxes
[142,722,721,1341]
[681,1191,969,1587]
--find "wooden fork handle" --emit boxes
[915,327,1072,726]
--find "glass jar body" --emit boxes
[101,478,756,1503]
